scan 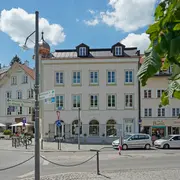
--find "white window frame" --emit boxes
[89,71,99,85]
[11,76,17,85]
[55,71,64,85]
[157,108,165,117]
[144,108,152,117]
[90,94,99,109]
[72,71,81,85]
[17,91,22,99]
[172,108,180,117]
[156,89,165,98]
[28,107,32,114]
[55,95,65,110]
[6,91,12,99]
[124,70,134,84]
[27,89,33,99]
[107,70,116,84]
[17,107,23,115]
[115,46,122,56]
[7,106,12,115]
[72,94,81,109]
[22,75,28,84]
[79,47,87,56]
[124,94,134,109]
[107,94,116,109]
[144,89,152,98]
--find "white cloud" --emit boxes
[76,18,80,22]
[121,33,150,53]
[84,18,99,26]
[85,0,156,32]
[0,8,66,48]
[88,9,95,14]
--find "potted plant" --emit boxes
[3,130,12,139]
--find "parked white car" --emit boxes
[112,133,152,150]
[154,134,180,149]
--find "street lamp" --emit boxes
[21,11,50,180]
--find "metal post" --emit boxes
[34,11,40,180]
[78,107,81,150]
[58,126,60,150]
[96,151,100,175]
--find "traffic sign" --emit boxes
[58,106,63,110]
[22,117,26,127]
[44,97,56,104]
[39,89,55,100]
[56,120,61,127]
[7,99,34,107]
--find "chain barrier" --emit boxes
[0,155,34,171]
[40,154,96,167]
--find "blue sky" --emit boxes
[0,0,157,67]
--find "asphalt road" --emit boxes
[1,149,180,180]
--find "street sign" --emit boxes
[44,97,56,104]
[56,120,61,127]
[39,89,55,100]
[7,99,34,107]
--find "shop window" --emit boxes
[106,119,117,137]
[89,120,99,136]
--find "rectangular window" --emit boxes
[90,95,98,109]
[125,70,133,83]
[107,71,116,84]
[28,107,32,114]
[115,46,122,56]
[157,89,164,98]
[72,95,81,109]
[172,108,180,117]
[55,72,64,85]
[7,106,12,115]
[144,108,152,117]
[17,91,22,99]
[6,91,12,99]
[79,47,86,56]
[27,89,33,99]
[107,94,116,108]
[22,75,28,84]
[144,90,152,98]
[125,94,134,108]
[90,71,98,84]
[72,71,81,84]
[157,108,165,117]
[11,76,17,85]
[56,95,64,109]
[18,107,23,115]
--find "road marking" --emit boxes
[18,170,34,179]
[41,155,49,166]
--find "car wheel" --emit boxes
[145,144,151,150]
[163,144,170,149]
[122,144,128,150]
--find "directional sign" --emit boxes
[39,89,55,100]
[44,97,55,104]
[7,99,34,107]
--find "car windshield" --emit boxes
[124,134,132,140]
[162,135,173,140]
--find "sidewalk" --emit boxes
[0,139,112,152]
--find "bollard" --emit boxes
[90,149,100,175]
[25,137,27,149]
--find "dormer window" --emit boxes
[115,46,122,56]
[79,47,87,56]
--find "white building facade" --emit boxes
[0,62,35,131]
[141,63,180,137]
[41,42,140,143]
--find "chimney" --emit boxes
[24,60,29,67]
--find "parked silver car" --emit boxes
[112,133,152,150]
[154,134,180,149]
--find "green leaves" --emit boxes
[170,36,180,58]
[137,48,162,86]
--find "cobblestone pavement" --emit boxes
[20,168,180,180]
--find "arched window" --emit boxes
[89,120,99,136]
[106,119,117,137]
[72,120,82,135]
